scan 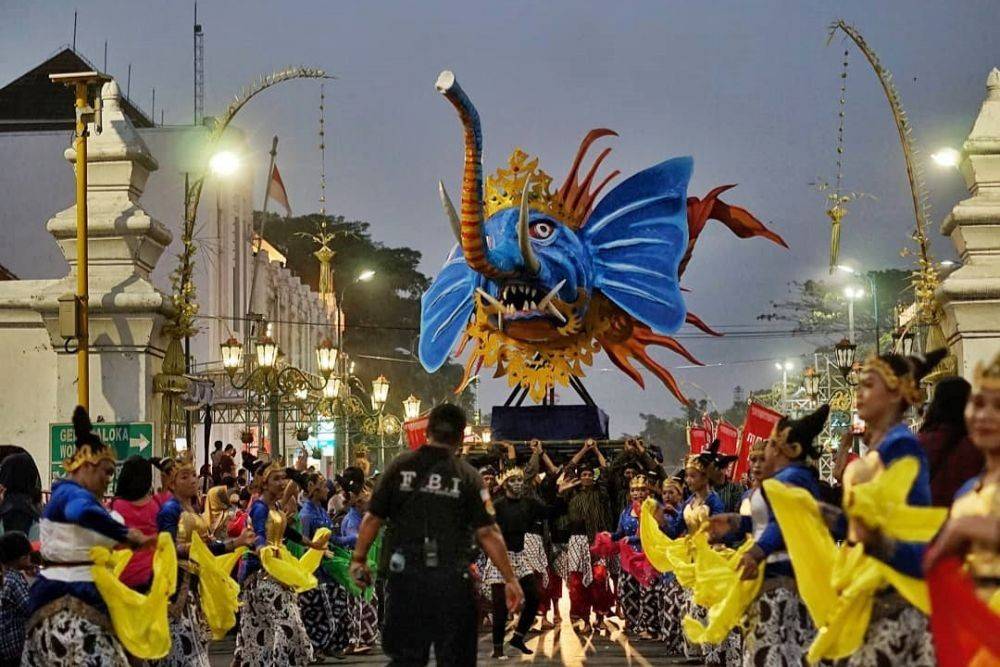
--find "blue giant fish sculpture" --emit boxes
[420,71,786,404]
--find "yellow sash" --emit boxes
[189,532,246,639]
[259,527,331,593]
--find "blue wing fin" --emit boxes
[581,156,691,334]
[419,245,478,372]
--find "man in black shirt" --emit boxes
[350,404,523,666]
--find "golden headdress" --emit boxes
[748,438,766,457]
[63,406,117,473]
[860,348,947,407]
[629,474,648,490]
[662,474,684,495]
[153,450,196,490]
[256,458,285,483]
[685,453,710,473]
[973,351,1000,392]
[769,404,830,461]
[497,466,525,486]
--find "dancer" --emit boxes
[558,440,614,632]
[710,404,830,666]
[110,456,160,592]
[924,350,1000,664]
[612,475,660,639]
[657,473,687,655]
[21,407,155,667]
[233,461,329,667]
[155,454,254,667]
[297,471,349,657]
[335,480,379,655]
[840,350,945,666]
[486,467,546,658]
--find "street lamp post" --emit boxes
[774,360,794,409]
[338,269,375,352]
[843,285,865,345]
[837,265,881,353]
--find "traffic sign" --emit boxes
[49,422,154,481]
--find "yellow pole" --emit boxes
[74,82,89,410]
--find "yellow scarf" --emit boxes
[764,456,948,663]
[90,532,177,660]
[260,527,331,593]
[189,532,246,639]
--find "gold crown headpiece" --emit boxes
[258,458,285,483]
[685,454,708,472]
[768,423,801,460]
[973,352,1000,392]
[663,476,684,494]
[484,130,620,230]
[630,474,648,490]
[497,466,525,486]
[748,438,767,456]
[159,451,196,487]
[861,356,924,406]
[63,444,117,473]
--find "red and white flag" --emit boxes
[267,164,292,216]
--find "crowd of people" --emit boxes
[0,347,997,665]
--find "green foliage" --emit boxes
[257,211,472,418]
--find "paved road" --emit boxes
[209,613,702,666]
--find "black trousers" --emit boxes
[382,569,478,666]
[491,574,539,647]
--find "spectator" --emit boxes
[109,456,160,591]
[197,464,213,495]
[217,444,237,482]
[0,453,42,539]
[919,376,984,506]
[210,440,224,482]
[0,531,33,667]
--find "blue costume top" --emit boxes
[298,499,336,583]
[239,499,302,581]
[335,507,363,549]
[664,491,724,538]
[156,497,226,557]
[612,504,641,550]
[29,479,129,613]
[739,463,819,578]
[863,423,932,579]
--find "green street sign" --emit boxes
[49,422,154,480]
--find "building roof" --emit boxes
[0,263,17,281]
[0,47,153,133]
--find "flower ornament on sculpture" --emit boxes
[420,71,787,405]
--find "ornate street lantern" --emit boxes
[482,427,492,445]
[803,367,820,402]
[834,338,857,378]
[255,335,279,369]
[371,375,390,410]
[323,376,341,400]
[315,338,338,379]
[294,387,309,402]
[900,330,916,357]
[220,337,244,377]
[403,394,421,421]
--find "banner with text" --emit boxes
[734,402,783,480]
[687,426,711,454]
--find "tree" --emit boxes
[758,268,911,349]
[257,211,472,417]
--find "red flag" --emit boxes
[687,426,710,454]
[404,415,429,450]
[701,412,716,438]
[267,164,292,216]
[733,402,783,480]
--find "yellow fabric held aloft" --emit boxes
[90,532,177,660]
[260,526,331,593]
[189,531,246,640]
[764,456,948,663]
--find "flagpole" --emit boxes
[246,135,279,331]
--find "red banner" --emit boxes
[687,426,710,454]
[733,402,783,480]
[716,421,739,455]
[404,416,429,449]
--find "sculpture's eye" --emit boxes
[529,220,555,240]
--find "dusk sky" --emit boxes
[2,1,996,435]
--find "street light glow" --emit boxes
[356,269,376,282]
[775,360,794,371]
[209,150,241,176]
[835,264,857,275]
[931,147,961,168]
[844,286,865,300]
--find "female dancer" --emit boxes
[924,351,1000,663]
[297,472,349,657]
[840,349,945,666]
[154,455,254,666]
[21,407,155,666]
[234,461,329,666]
[613,475,660,639]
[334,480,379,655]
[657,473,687,654]
[711,404,830,666]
